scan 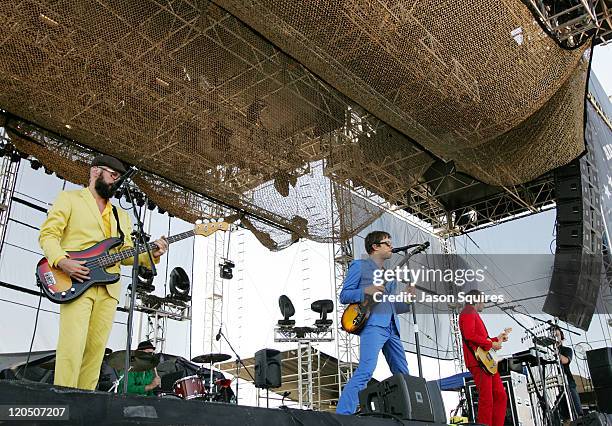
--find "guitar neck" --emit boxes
[100,230,195,266]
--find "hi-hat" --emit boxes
[191,353,231,364]
[106,350,159,372]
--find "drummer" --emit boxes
[118,340,161,396]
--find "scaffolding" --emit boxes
[331,181,359,402]
[0,129,20,255]
[204,231,226,355]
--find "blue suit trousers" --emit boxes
[336,320,409,415]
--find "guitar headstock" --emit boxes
[194,221,230,237]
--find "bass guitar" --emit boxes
[36,221,229,303]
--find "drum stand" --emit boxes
[108,369,129,393]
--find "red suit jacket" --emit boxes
[459,305,499,368]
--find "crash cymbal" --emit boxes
[191,353,231,364]
[105,350,159,372]
[38,359,56,370]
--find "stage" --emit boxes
[0,380,445,425]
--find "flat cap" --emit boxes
[137,340,156,351]
[91,154,127,175]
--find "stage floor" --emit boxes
[0,380,445,425]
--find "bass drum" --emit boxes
[173,375,207,400]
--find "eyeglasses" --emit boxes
[97,166,121,180]
[377,240,392,247]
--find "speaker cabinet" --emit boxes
[358,374,434,422]
[545,151,604,331]
[587,348,612,413]
[254,348,281,389]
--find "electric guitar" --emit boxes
[474,327,512,374]
[341,244,429,334]
[36,221,229,303]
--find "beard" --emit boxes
[94,175,115,200]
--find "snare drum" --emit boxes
[173,375,207,400]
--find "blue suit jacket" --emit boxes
[339,258,411,332]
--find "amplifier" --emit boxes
[465,372,535,426]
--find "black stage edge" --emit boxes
[0,380,446,425]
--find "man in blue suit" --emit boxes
[336,230,413,415]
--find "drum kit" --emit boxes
[40,350,235,403]
[105,350,234,402]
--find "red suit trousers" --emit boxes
[468,366,508,426]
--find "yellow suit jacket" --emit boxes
[39,187,156,301]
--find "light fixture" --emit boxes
[278,295,295,328]
[219,259,234,280]
[30,159,42,170]
[128,266,155,294]
[311,299,334,329]
[169,266,191,302]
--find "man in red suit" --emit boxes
[459,289,509,426]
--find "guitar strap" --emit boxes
[459,319,491,374]
[111,205,125,245]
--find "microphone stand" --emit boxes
[498,306,553,426]
[121,180,158,394]
[217,329,255,404]
[393,243,429,378]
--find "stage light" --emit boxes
[157,206,166,215]
[277,295,295,328]
[30,159,42,170]
[219,259,234,279]
[311,299,334,328]
[147,199,156,210]
[44,167,53,175]
[128,265,155,294]
[169,266,191,302]
[10,151,21,163]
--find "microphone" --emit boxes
[110,166,138,193]
[392,241,430,253]
[499,305,519,310]
[215,327,222,341]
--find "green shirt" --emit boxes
[118,370,156,396]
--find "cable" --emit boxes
[23,288,43,378]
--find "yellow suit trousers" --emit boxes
[54,286,117,390]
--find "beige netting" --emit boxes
[216,0,590,185]
[0,0,589,246]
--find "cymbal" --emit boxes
[38,359,56,370]
[106,350,159,372]
[191,353,231,364]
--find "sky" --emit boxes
[592,44,612,97]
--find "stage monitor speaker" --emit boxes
[426,380,447,423]
[587,347,612,413]
[544,152,604,331]
[254,348,281,389]
[358,374,434,422]
[571,411,612,425]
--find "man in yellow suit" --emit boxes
[39,155,169,390]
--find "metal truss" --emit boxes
[0,129,20,256]
[403,172,556,237]
[331,181,358,404]
[525,0,612,47]
[273,327,333,410]
[126,294,192,322]
[273,326,335,343]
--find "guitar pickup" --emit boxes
[43,272,56,286]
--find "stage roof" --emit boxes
[0,1,607,245]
